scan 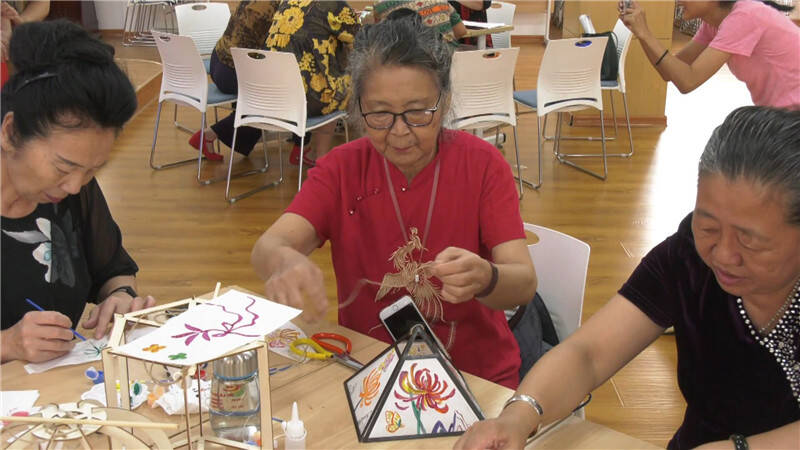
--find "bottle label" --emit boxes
[211,381,258,413]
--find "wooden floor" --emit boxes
[102,31,752,447]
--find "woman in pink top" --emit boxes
[620,0,800,108]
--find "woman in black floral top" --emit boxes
[1,21,155,363]
[267,0,359,166]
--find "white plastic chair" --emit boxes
[513,36,609,184]
[524,222,590,417]
[543,19,634,158]
[228,48,349,194]
[148,31,237,182]
[525,223,590,342]
[174,2,230,57]
[450,48,529,197]
[173,1,231,132]
[486,1,515,49]
[602,19,634,157]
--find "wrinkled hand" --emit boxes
[453,415,530,450]
[83,294,156,339]
[619,0,649,38]
[430,247,493,304]
[263,253,328,322]
[1,2,22,24]
[1,311,75,363]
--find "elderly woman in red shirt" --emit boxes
[251,15,535,389]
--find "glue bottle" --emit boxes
[210,350,261,442]
[282,401,306,450]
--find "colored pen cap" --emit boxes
[85,366,104,384]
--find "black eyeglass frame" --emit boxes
[358,93,442,130]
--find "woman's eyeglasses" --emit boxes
[359,93,441,130]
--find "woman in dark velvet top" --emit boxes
[1,21,156,363]
[456,106,800,450]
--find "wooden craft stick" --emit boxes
[213,282,221,299]
[0,415,179,430]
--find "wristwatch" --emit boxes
[729,434,749,450]
[109,285,138,299]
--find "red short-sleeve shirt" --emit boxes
[287,129,524,388]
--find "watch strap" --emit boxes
[109,285,137,299]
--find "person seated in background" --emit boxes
[373,0,467,47]
[621,0,799,108]
[449,1,492,47]
[265,0,360,168]
[1,20,156,363]
[455,106,800,449]
[1,0,50,86]
[251,16,536,389]
[188,0,279,162]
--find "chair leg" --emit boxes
[196,113,207,182]
[608,90,618,139]
[223,129,283,203]
[297,134,306,192]
[542,90,626,147]
[558,109,608,181]
[173,104,194,135]
[150,102,199,170]
[621,91,634,157]
[203,127,270,186]
[344,120,350,143]
[511,123,541,196]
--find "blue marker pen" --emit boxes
[25,298,91,342]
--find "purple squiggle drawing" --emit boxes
[171,296,261,345]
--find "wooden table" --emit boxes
[0,292,658,449]
[463,21,514,49]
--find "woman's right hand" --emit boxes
[263,249,329,322]
[453,412,533,450]
[0,311,75,363]
[619,0,650,38]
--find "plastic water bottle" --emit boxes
[210,350,261,442]
[579,14,596,34]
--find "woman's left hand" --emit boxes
[430,247,492,304]
[82,293,156,339]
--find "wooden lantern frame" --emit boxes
[101,296,273,449]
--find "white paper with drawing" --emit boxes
[114,290,301,365]
[23,327,156,374]
[24,338,108,374]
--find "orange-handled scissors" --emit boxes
[289,332,364,371]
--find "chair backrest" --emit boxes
[612,18,632,93]
[174,2,230,56]
[450,47,519,130]
[486,1,515,49]
[230,47,308,136]
[152,31,208,111]
[536,36,607,116]
[524,223,590,342]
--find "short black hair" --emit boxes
[1,19,137,147]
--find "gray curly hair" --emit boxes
[698,106,800,225]
[346,14,454,130]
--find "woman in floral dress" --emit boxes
[266,0,360,166]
